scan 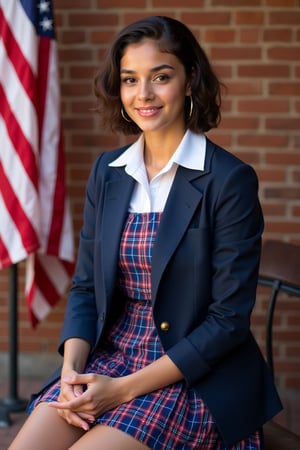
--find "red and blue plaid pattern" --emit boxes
[118,212,162,300]
[29,213,261,449]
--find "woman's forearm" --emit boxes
[124,354,184,400]
[62,338,91,373]
[48,353,185,419]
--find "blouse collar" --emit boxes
[109,129,206,177]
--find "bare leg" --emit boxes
[70,424,150,450]
[8,403,85,450]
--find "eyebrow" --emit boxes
[120,64,175,74]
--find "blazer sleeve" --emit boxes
[58,154,105,354]
[166,160,264,386]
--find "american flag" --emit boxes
[0,0,75,327]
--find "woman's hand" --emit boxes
[55,370,96,431]
[49,373,130,428]
[50,354,183,431]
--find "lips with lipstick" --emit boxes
[136,106,162,117]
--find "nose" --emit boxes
[138,80,154,101]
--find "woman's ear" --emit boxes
[185,83,192,96]
[185,67,195,96]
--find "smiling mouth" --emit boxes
[136,106,161,116]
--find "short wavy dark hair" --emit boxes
[94,16,221,135]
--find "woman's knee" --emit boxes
[9,403,84,450]
[69,424,150,450]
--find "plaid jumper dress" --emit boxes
[29,212,261,449]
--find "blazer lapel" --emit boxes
[101,170,135,299]
[100,163,208,303]
[151,167,205,302]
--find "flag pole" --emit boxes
[0,264,27,428]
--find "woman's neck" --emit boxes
[143,129,186,180]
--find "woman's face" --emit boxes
[120,39,191,136]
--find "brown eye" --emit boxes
[153,74,170,82]
[121,77,136,84]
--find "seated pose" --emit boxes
[9,15,282,450]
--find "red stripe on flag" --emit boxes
[0,7,36,104]
[30,258,61,307]
[46,130,66,255]
[26,256,75,327]
[37,37,49,144]
[0,161,40,257]
[37,38,66,254]
[0,85,38,189]
[0,237,12,268]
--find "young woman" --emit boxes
[9,16,282,450]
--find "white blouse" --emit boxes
[109,130,206,213]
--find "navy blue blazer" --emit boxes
[53,137,281,445]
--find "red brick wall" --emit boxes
[0,0,299,392]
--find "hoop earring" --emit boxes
[121,107,132,123]
[189,96,193,119]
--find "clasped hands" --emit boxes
[49,370,130,431]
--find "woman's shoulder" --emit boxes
[88,144,131,178]
[95,144,132,166]
[205,137,257,178]
[205,137,246,167]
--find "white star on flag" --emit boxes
[37,1,50,13]
[40,17,53,31]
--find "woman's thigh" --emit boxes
[70,424,150,450]
[8,403,85,450]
